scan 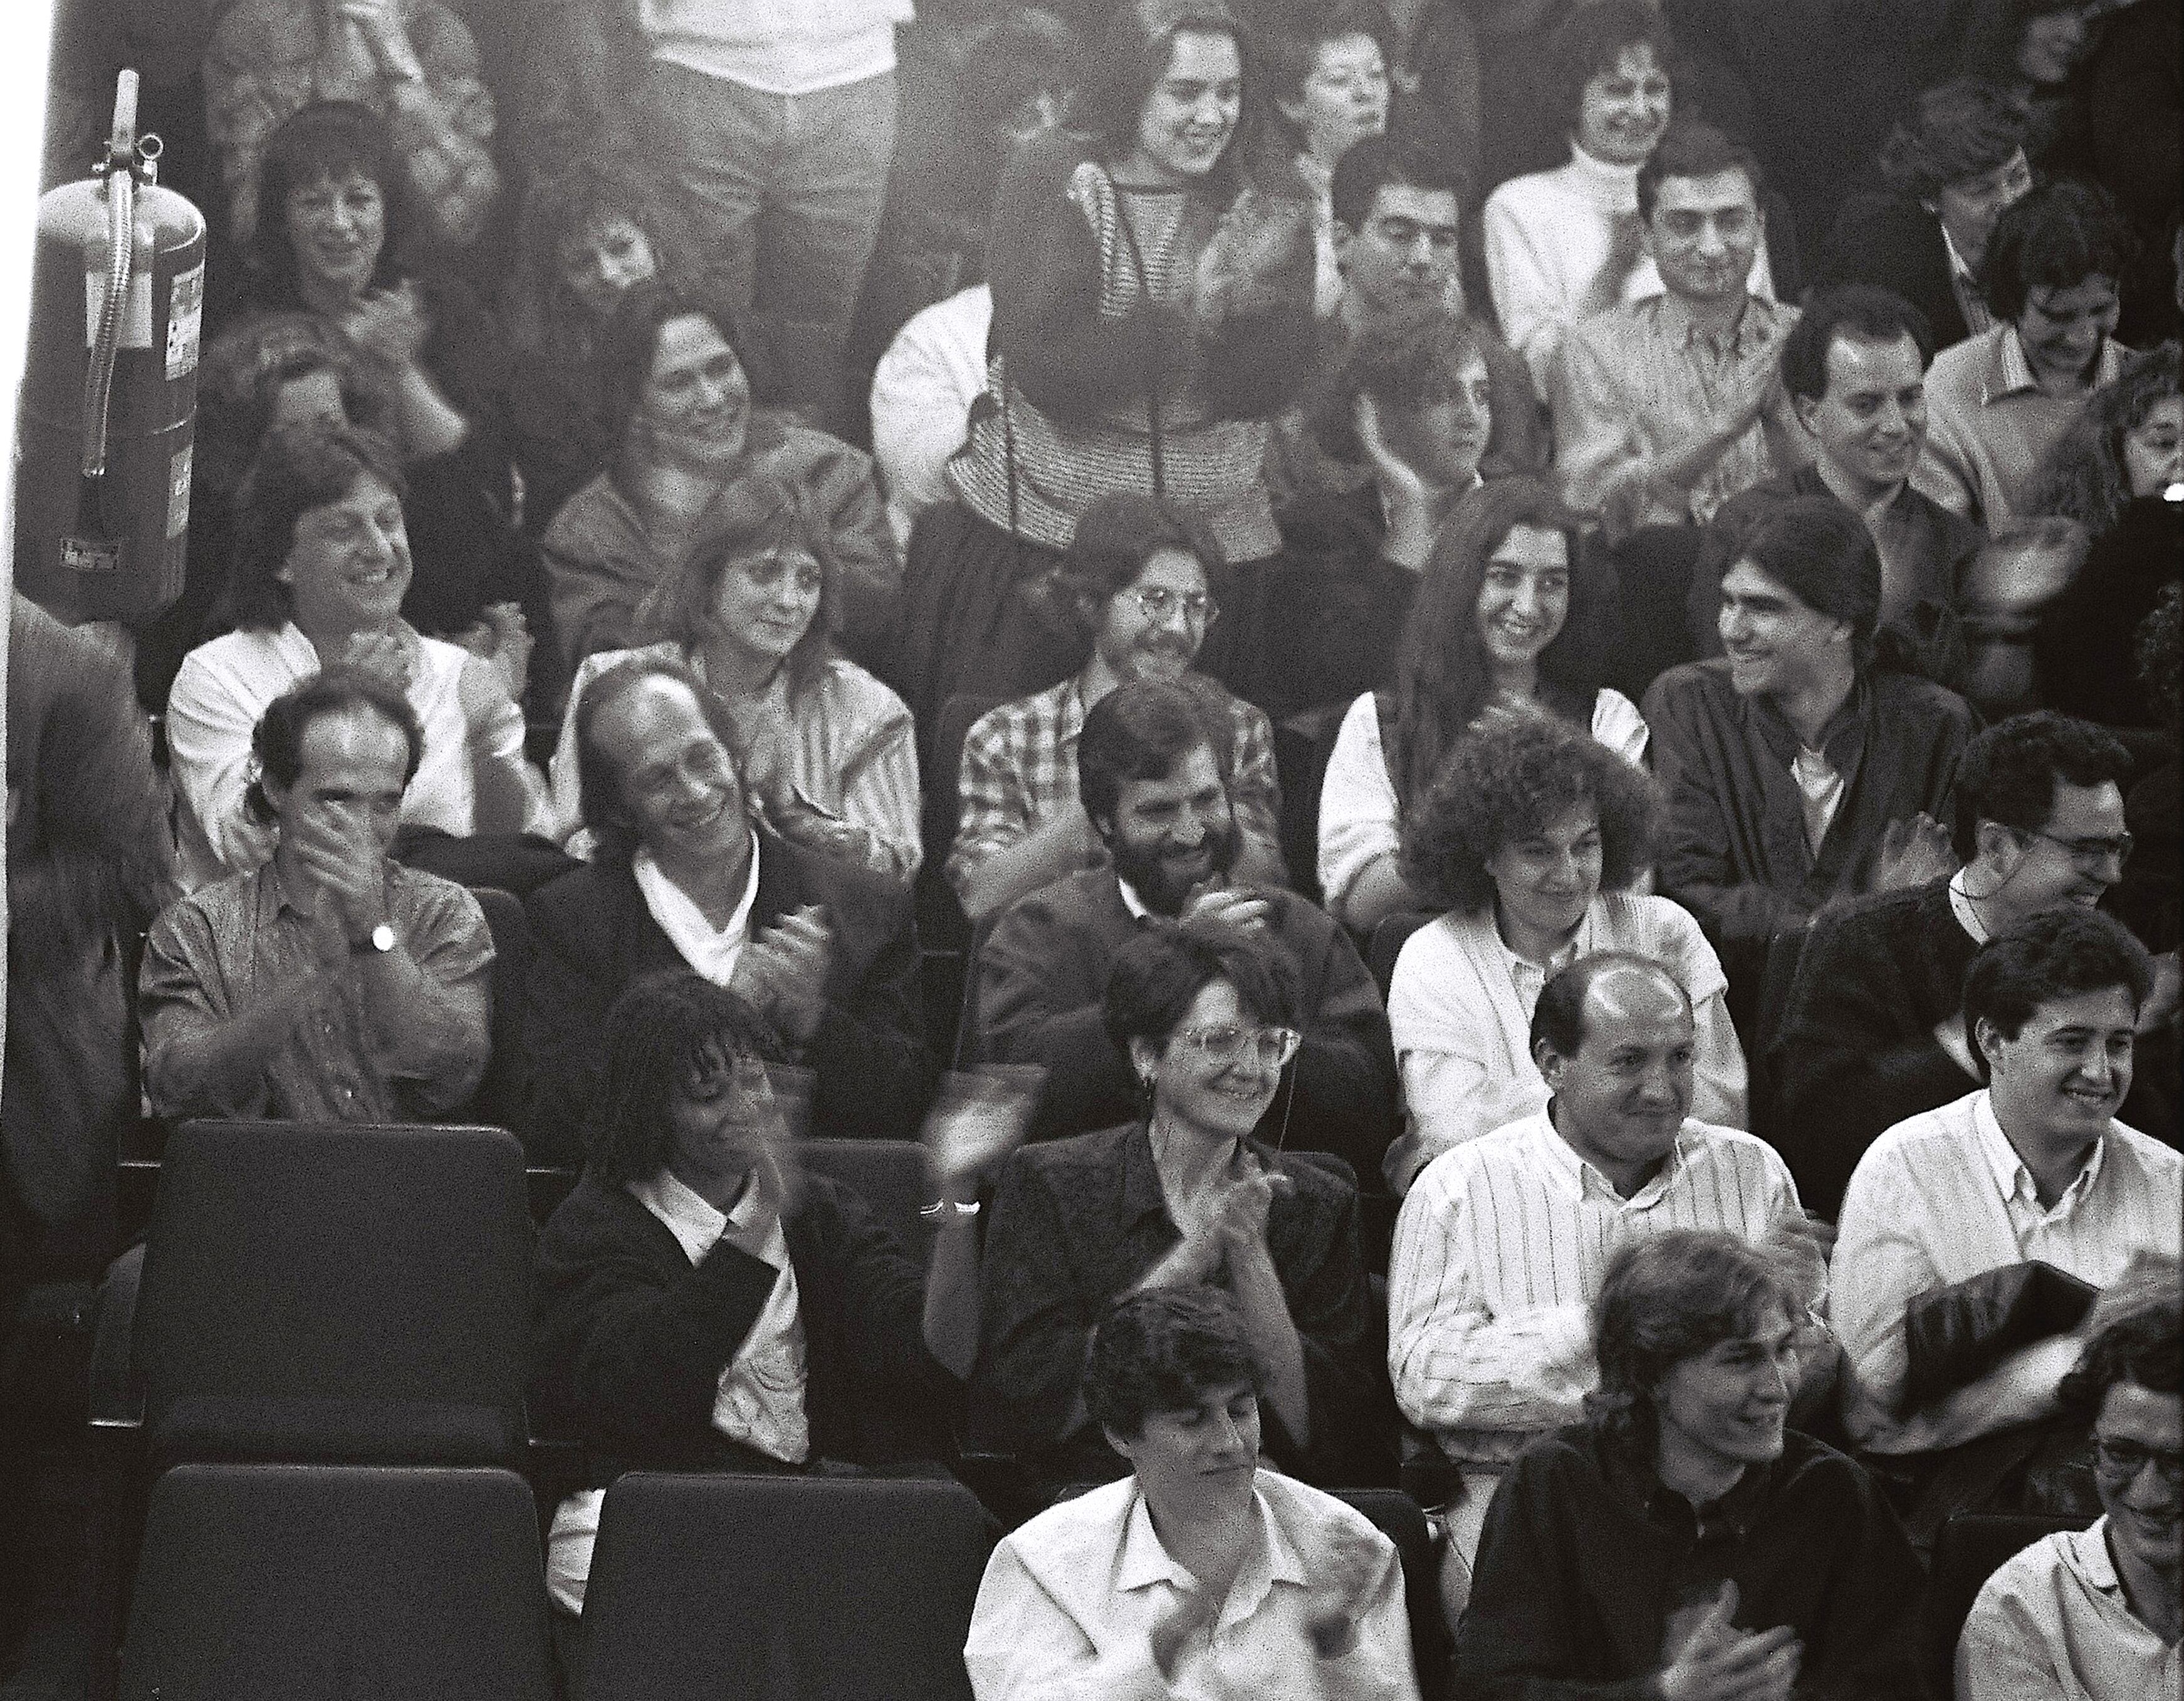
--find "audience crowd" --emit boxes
[9,0,2183,1692]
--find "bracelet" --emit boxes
[919,1199,981,1222]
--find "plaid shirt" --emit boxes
[945,673,1282,900]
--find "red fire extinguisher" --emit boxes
[14,71,205,626]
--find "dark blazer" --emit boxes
[521,828,931,1162]
[530,1170,956,1485]
[1819,194,1973,353]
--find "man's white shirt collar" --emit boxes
[634,831,763,986]
[1972,1089,2106,1217]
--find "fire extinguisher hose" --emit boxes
[80,70,140,494]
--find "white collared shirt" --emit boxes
[964,1471,1418,1700]
[1115,875,1155,921]
[1948,867,1991,944]
[1835,1091,2183,1455]
[1387,1108,1802,1464]
[1790,743,1847,855]
[1957,1517,2183,1700]
[634,833,763,986]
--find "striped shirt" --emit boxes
[1387,1109,1802,1464]
[1834,1091,2183,1456]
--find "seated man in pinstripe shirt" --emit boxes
[1387,952,1833,1606]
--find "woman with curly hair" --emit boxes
[1379,710,1741,1190]
[1315,475,1642,936]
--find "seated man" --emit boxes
[969,917,1390,1491]
[1389,954,1827,1603]
[1455,1230,1926,1698]
[1644,496,1978,960]
[140,668,493,1124]
[1916,180,2136,529]
[1773,712,2156,1217]
[523,655,929,1162]
[1834,910,2183,1517]
[947,492,1285,927]
[974,679,1398,1170]
[1958,1257,2181,1700]
[965,1288,1418,1700]
[1775,284,1987,689]
[1551,122,1805,541]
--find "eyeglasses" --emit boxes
[1171,1024,1302,1069]
[2094,1436,2184,1487]
[1131,586,1220,627]
[2025,828,2134,867]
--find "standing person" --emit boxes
[888,0,1317,736]
[1263,0,1393,318]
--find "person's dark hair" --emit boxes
[586,971,790,1188]
[1530,950,1693,1064]
[1549,0,1676,147]
[197,315,396,495]
[1875,78,2033,203]
[2136,581,2183,728]
[1637,121,1764,226]
[1077,676,1223,830]
[1780,286,1936,404]
[1963,907,2154,1066]
[1981,177,2136,323]
[507,153,686,360]
[1084,1287,1268,1438]
[2028,342,2181,535]
[1042,491,1225,644]
[250,100,405,301]
[1401,710,1659,914]
[1075,0,1260,189]
[243,665,424,824]
[572,653,747,865]
[1330,131,1468,233]
[2056,1254,2183,1421]
[639,472,844,701]
[1958,0,2098,87]
[1309,306,1486,460]
[598,283,773,476]
[1733,497,1884,668]
[1586,1230,1803,1452]
[1955,710,2133,860]
[1384,476,1611,809]
[1263,0,1392,120]
[229,423,408,632]
[1102,913,1302,1058]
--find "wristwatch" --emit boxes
[352,922,397,955]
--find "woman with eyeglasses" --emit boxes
[546,473,921,883]
[967,914,1392,1496]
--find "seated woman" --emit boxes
[531,970,1015,1623]
[542,284,899,674]
[231,101,532,651]
[1384,710,1745,1192]
[1455,1230,1926,1698]
[967,915,1389,1492]
[965,1287,1419,1700]
[547,475,921,882]
[165,424,548,889]
[1317,475,1645,937]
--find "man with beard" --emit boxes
[973,679,1398,1175]
[946,494,1285,927]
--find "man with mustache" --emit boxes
[973,678,1398,1176]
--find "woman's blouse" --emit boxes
[1315,687,1649,917]
[1384,892,1748,1190]
[166,622,543,889]
[549,642,922,880]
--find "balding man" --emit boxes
[1387,952,1831,1605]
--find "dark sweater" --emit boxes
[1818,194,1972,355]
[1453,1425,1926,1701]
[530,1170,957,1485]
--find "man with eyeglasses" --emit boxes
[974,677,1398,1176]
[1774,712,2177,1219]
[1834,910,2181,1517]
[947,493,1286,928]
[1389,953,1832,1613]
[1958,1256,2181,1698]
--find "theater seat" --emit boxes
[580,1472,995,1701]
[1922,1511,2079,1697]
[800,1137,938,1264]
[118,1462,556,1701]
[1332,1487,1454,1701]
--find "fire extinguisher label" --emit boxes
[62,536,124,575]
[169,443,194,538]
[166,263,206,380]
[83,270,155,349]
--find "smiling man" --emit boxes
[1834,909,2183,1474]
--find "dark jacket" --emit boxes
[2034,497,2182,730]
[521,829,931,1162]
[1819,194,1972,353]
[530,1170,956,1485]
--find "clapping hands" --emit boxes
[1656,1582,1801,1701]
